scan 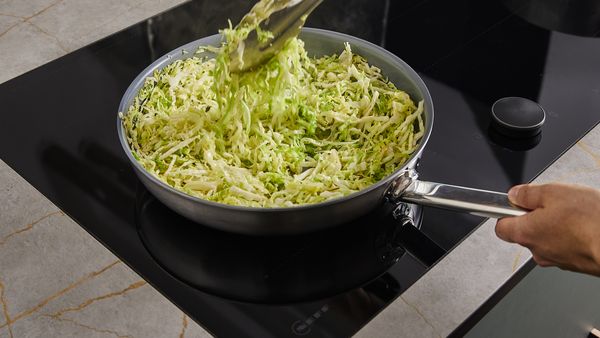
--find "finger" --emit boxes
[508,184,547,209]
[532,253,554,267]
[495,217,521,243]
[495,214,538,246]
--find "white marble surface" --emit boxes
[0,0,187,84]
[0,159,211,337]
[1,1,600,337]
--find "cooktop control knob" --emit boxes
[491,97,546,138]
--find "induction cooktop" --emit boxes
[1,0,599,337]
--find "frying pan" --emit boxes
[118,28,526,236]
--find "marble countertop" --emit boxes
[1,1,599,337]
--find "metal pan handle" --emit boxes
[388,170,527,218]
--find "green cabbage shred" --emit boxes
[121,19,424,208]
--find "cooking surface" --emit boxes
[0,0,599,337]
[137,185,431,304]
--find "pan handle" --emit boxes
[388,170,527,218]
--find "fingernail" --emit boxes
[508,185,522,202]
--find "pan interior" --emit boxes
[117,28,434,234]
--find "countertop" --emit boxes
[1,1,600,337]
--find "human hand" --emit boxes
[495,183,600,276]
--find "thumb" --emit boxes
[508,184,545,209]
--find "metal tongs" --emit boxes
[229,0,323,72]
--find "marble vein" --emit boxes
[0,0,64,21]
[23,0,64,21]
[399,295,442,338]
[179,314,189,338]
[0,0,66,53]
[0,20,20,39]
[0,260,121,329]
[46,280,147,319]
[0,281,13,338]
[27,21,67,52]
[577,141,600,167]
[511,248,525,273]
[0,211,63,246]
[46,316,133,338]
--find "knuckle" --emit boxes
[540,183,562,201]
[511,216,531,244]
[538,184,553,197]
[513,230,534,248]
[532,254,551,267]
[520,184,539,206]
[514,217,531,240]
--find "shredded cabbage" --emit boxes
[122,22,424,208]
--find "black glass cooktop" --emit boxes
[1,0,599,337]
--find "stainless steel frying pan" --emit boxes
[117,28,525,235]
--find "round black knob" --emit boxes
[491,97,546,138]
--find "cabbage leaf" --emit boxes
[122,23,424,207]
